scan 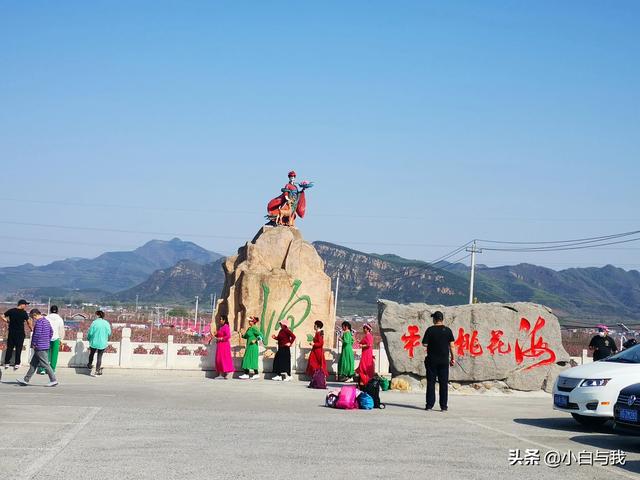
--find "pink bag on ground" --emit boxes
[335,385,358,410]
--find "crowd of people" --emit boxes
[2,299,460,412]
[1,299,113,385]
[210,315,377,386]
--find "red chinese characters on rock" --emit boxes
[401,317,557,370]
[487,329,512,355]
[401,325,421,359]
[515,316,556,370]
[454,327,483,357]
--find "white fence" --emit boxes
[1,327,390,376]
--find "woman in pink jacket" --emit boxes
[214,316,234,379]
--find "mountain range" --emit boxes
[1,238,638,326]
[0,238,221,296]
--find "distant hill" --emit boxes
[0,238,222,297]
[4,235,638,326]
[113,240,640,325]
[471,263,640,325]
[313,241,470,312]
[115,259,225,303]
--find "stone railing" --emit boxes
[1,327,390,376]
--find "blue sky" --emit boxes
[1,1,638,270]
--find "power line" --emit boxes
[481,236,640,252]
[0,220,471,249]
[478,229,640,245]
[434,253,472,270]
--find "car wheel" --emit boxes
[571,413,610,428]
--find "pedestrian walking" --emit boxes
[239,316,261,379]
[305,320,328,378]
[421,311,455,412]
[214,315,234,379]
[87,310,112,376]
[271,319,296,381]
[355,323,375,386]
[38,305,65,374]
[338,321,355,382]
[16,309,58,387]
[2,299,32,370]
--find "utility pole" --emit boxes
[466,240,482,304]
[210,293,217,325]
[334,276,340,319]
[151,306,161,342]
[194,296,199,332]
[135,295,139,312]
[47,297,51,314]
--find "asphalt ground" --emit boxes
[0,368,638,480]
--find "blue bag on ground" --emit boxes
[358,392,374,410]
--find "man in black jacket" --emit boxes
[422,311,455,412]
[2,299,32,369]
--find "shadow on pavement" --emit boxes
[570,435,640,474]
[382,402,425,411]
[570,434,640,454]
[514,417,613,434]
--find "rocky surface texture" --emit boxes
[379,300,571,392]
[216,226,334,347]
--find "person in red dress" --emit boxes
[356,323,376,385]
[305,320,328,377]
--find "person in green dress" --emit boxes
[338,321,355,382]
[239,316,262,379]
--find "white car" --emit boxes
[553,344,640,427]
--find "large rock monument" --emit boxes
[216,226,335,347]
[378,300,571,391]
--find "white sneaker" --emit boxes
[272,376,282,381]
[16,377,28,385]
[214,375,225,380]
[46,381,58,387]
[283,376,292,382]
[239,374,250,380]
[250,374,260,380]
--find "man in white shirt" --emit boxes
[37,305,65,374]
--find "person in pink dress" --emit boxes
[356,323,375,386]
[214,316,234,379]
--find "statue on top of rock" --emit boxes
[266,170,314,227]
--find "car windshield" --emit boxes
[604,344,640,364]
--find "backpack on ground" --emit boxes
[364,376,386,409]
[308,369,327,389]
[336,385,358,409]
[379,377,391,391]
[325,391,339,408]
[358,392,374,410]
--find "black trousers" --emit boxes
[425,360,450,409]
[88,348,105,370]
[5,333,25,366]
[273,346,291,376]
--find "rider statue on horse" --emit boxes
[266,171,314,227]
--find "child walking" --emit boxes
[17,309,58,387]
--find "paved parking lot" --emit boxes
[0,368,638,480]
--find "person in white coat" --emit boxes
[38,305,65,374]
